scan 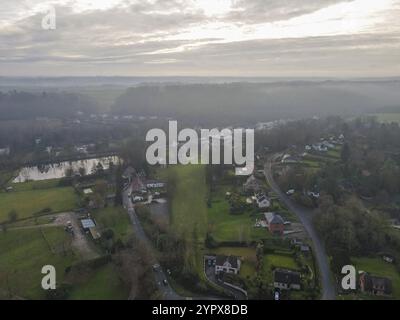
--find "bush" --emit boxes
[8,210,18,222]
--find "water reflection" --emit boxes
[13,156,119,183]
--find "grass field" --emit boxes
[0,187,78,222]
[352,257,400,299]
[264,254,298,271]
[0,227,79,299]
[68,263,129,300]
[8,179,61,192]
[166,165,208,275]
[92,207,133,244]
[208,185,269,242]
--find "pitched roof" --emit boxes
[215,255,240,269]
[81,218,96,229]
[264,212,285,225]
[274,269,301,285]
[362,273,392,294]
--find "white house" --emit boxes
[256,194,270,209]
[215,255,241,275]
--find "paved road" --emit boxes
[122,186,181,300]
[123,184,238,301]
[264,156,336,300]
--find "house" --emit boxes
[300,245,311,254]
[243,175,262,193]
[305,145,312,151]
[286,189,295,196]
[281,154,300,164]
[264,212,285,235]
[321,141,335,149]
[80,218,96,231]
[215,255,241,275]
[256,194,270,209]
[274,269,301,290]
[312,143,328,152]
[83,188,93,195]
[359,272,392,296]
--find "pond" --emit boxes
[13,156,120,183]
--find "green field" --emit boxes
[0,227,79,299]
[68,263,129,300]
[167,165,208,274]
[0,187,78,222]
[8,179,61,192]
[352,257,400,299]
[92,207,133,244]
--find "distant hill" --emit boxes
[111,81,400,126]
[0,91,98,120]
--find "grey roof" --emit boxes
[274,269,301,285]
[362,273,392,295]
[264,212,285,225]
[81,218,96,229]
[216,255,240,269]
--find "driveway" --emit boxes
[264,156,336,300]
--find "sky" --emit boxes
[0,0,399,77]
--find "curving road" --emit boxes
[123,184,224,300]
[123,186,182,300]
[264,156,336,300]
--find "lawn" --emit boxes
[352,257,400,299]
[0,227,79,299]
[0,187,78,222]
[68,263,129,300]
[264,253,298,271]
[92,207,133,244]
[9,179,61,192]
[208,184,271,242]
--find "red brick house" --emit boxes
[264,212,285,236]
[359,272,392,296]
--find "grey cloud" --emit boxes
[225,0,353,23]
[0,0,399,76]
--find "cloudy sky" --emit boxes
[0,0,399,77]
